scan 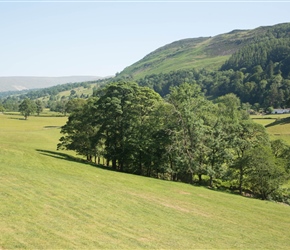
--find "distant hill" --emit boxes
[119,23,290,79]
[0,76,105,92]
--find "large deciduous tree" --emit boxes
[58,97,98,161]
[167,83,216,183]
[19,98,36,120]
[230,121,270,194]
[243,146,287,199]
[35,100,43,116]
[92,81,167,173]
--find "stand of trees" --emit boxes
[58,81,290,201]
[137,64,290,110]
[137,37,290,109]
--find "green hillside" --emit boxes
[119,23,290,79]
[119,36,231,79]
[1,114,290,249]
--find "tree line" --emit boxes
[58,81,290,202]
[137,64,290,110]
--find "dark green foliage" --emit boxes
[134,23,290,109]
[221,39,290,72]
[35,100,43,116]
[0,103,4,112]
[243,146,287,200]
[137,69,199,97]
[92,81,167,174]
[137,61,290,108]
[1,96,19,112]
[230,120,270,194]
[58,98,98,161]
[50,100,67,114]
[64,98,86,114]
[18,98,36,120]
[58,81,288,201]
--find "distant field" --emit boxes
[1,114,290,249]
[251,113,290,144]
[3,110,65,117]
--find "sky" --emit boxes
[0,0,290,77]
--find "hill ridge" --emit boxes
[118,22,290,79]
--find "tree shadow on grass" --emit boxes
[43,126,61,129]
[8,117,26,120]
[35,149,114,171]
[265,116,290,128]
[36,149,83,163]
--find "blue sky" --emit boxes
[0,1,289,77]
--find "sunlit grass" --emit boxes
[251,113,290,119]
[1,114,290,249]
[252,114,290,145]
[56,86,94,99]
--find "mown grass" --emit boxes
[1,114,290,249]
[252,113,290,144]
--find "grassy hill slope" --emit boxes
[119,23,290,79]
[119,36,231,79]
[1,114,290,249]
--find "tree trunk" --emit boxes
[239,166,244,195]
[198,174,203,184]
[189,173,193,184]
[112,159,117,170]
[147,164,151,177]
[172,173,177,181]
[209,176,213,187]
[139,150,142,175]
[87,154,92,162]
[119,161,124,172]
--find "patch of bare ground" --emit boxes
[178,190,191,195]
[138,236,152,243]
[128,191,211,217]
[196,192,210,199]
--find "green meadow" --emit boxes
[1,114,290,249]
[252,114,290,145]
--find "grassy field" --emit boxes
[1,114,290,249]
[252,113,290,144]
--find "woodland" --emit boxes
[57,81,289,201]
